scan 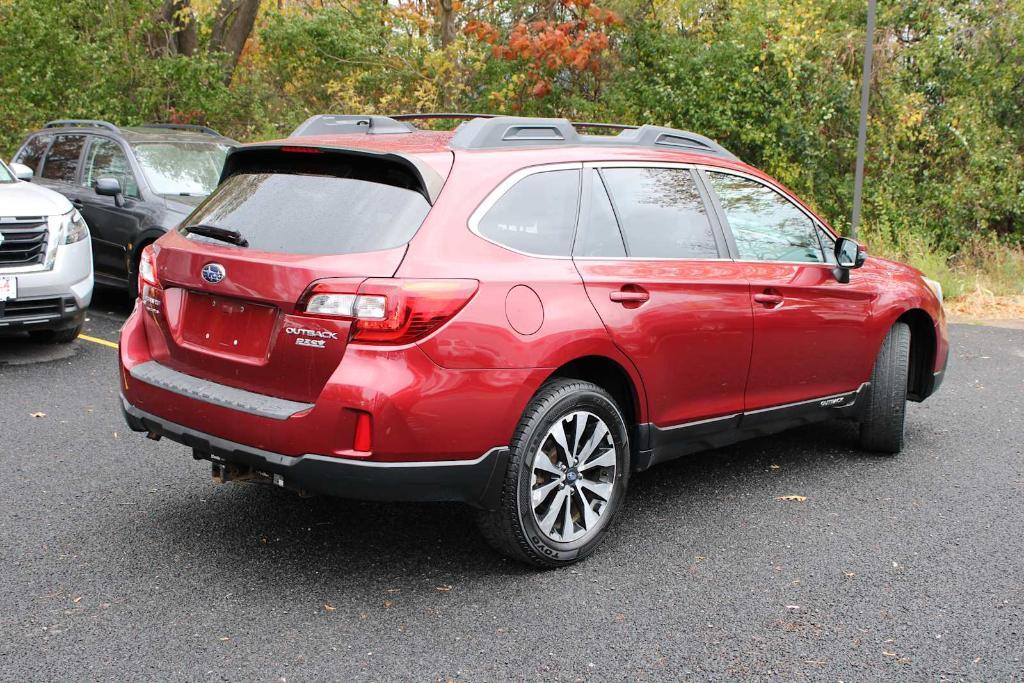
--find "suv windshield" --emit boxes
[0,161,15,184]
[131,142,229,196]
[181,172,431,256]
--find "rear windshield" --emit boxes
[181,172,431,255]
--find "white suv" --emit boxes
[0,159,93,343]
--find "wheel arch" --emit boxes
[894,308,937,402]
[543,355,645,432]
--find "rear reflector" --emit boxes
[299,278,478,345]
[353,411,372,452]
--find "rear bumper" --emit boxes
[122,396,510,508]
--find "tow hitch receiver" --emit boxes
[211,462,266,485]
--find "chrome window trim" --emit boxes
[466,160,836,264]
[698,165,838,262]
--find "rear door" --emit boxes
[573,164,753,428]
[78,136,143,280]
[702,169,876,409]
[142,148,439,404]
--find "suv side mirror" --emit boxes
[9,162,33,181]
[835,237,866,269]
[95,177,125,207]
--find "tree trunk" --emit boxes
[210,0,262,83]
[147,0,196,57]
[438,0,457,48]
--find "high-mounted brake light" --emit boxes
[138,244,158,291]
[279,146,324,154]
[300,278,478,345]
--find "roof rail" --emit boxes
[389,112,496,123]
[449,116,738,160]
[289,115,415,138]
[44,119,119,133]
[141,123,223,137]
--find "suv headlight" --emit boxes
[61,209,89,244]
[922,276,943,304]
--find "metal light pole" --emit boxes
[850,0,877,239]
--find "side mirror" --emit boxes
[95,177,125,207]
[835,237,866,269]
[9,162,33,181]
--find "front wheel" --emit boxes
[859,322,911,454]
[477,379,631,567]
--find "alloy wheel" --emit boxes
[529,410,617,543]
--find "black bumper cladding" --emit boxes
[121,397,509,509]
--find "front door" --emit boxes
[702,170,877,410]
[77,136,142,282]
[573,165,753,430]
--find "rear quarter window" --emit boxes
[474,169,581,256]
[14,135,52,174]
[182,171,431,256]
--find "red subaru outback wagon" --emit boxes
[119,114,948,566]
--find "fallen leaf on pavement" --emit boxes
[324,603,336,612]
[30,412,46,418]
[777,495,807,502]
[435,585,452,592]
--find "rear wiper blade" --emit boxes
[184,223,248,248]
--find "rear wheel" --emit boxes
[29,324,82,344]
[477,379,630,567]
[859,322,911,454]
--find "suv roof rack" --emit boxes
[290,115,415,138]
[44,119,120,133]
[141,123,223,137]
[287,112,738,160]
[449,116,738,160]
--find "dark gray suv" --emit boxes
[12,120,237,297]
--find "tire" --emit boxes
[477,378,631,568]
[29,324,82,344]
[859,322,911,454]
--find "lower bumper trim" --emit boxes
[121,396,510,509]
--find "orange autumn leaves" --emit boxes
[465,0,622,98]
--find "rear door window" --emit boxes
[707,172,824,263]
[600,167,719,259]
[475,169,580,256]
[182,172,431,256]
[14,135,52,174]
[574,171,626,258]
[40,134,86,184]
[82,137,140,198]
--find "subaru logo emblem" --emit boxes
[201,263,226,284]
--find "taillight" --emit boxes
[138,245,158,291]
[300,278,478,345]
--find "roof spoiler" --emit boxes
[220,143,446,204]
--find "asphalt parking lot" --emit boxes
[1,289,1022,682]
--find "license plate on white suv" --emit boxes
[0,275,17,301]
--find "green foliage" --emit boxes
[2,0,1023,285]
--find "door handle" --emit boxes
[610,288,650,304]
[753,292,784,307]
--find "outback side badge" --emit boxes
[201,263,226,284]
